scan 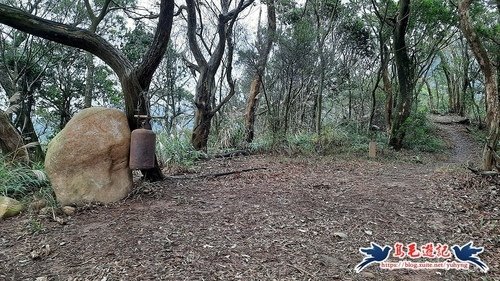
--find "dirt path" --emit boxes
[430,114,481,164]
[1,118,498,281]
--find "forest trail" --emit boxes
[1,115,498,281]
[430,114,481,164]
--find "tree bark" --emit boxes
[458,0,499,170]
[191,69,216,150]
[383,65,393,132]
[245,75,262,143]
[0,55,44,163]
[0,0,175,180]
[0,110,29,164]
[186,0,253,151]
[424,79,435,112]
[244,0,276,143]
[83,53,95,108]
[388,0,414,150]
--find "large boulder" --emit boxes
[45,107,132,205]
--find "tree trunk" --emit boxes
[245,75,262,143]
[459,0,499,170]
[192,112,213,151]
[460,62,468,117]
[17,91,45,162]
[0,110,29,164]
[389,0,413,150]
[442,63,453,112]
[82,0,112,109]
[0,56,44,163]
[384,70,394,132]
[283,75,294,135]
[186,0,253,150]
[84,53,95,108]
[380,42,393,133]
[244,0,275,143]
[192,70,215,151]
[424,79,435,112]
[315,52,326,135]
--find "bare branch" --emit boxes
[186,0,208,67]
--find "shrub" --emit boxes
[402,111,446,152]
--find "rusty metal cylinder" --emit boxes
[129,128,156,170]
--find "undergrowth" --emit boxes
[155,112,448,166]
[221,112,446,156]
[402,111,447,152]
[0,158,50,200]
[248,125,387,156]
[156,131,205,167]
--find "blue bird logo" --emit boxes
[451,241,489,273]
[355,242,392,273]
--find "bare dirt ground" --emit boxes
[1,117,499,281]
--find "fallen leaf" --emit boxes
[333,232,347,238]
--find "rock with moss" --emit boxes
[45,107,132,206]
[0,196,24,219]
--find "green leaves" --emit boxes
[122,23,154,64]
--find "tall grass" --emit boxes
[156,131,205,167]
[0,158,49,199]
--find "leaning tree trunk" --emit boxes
[0,110,29,164]
[389,0,414,150]
[459,0,499,170]
[0,63,45,163]
[244,0,275,143]
[121,71,165,180]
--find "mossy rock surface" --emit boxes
[0,196,24,219]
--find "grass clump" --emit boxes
[27,217,45,234]
[156,131,205,167]
[0,158,49,200]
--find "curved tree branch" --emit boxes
[136,0,175,88]
[186,0,208,68]
[0,3,132,79]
